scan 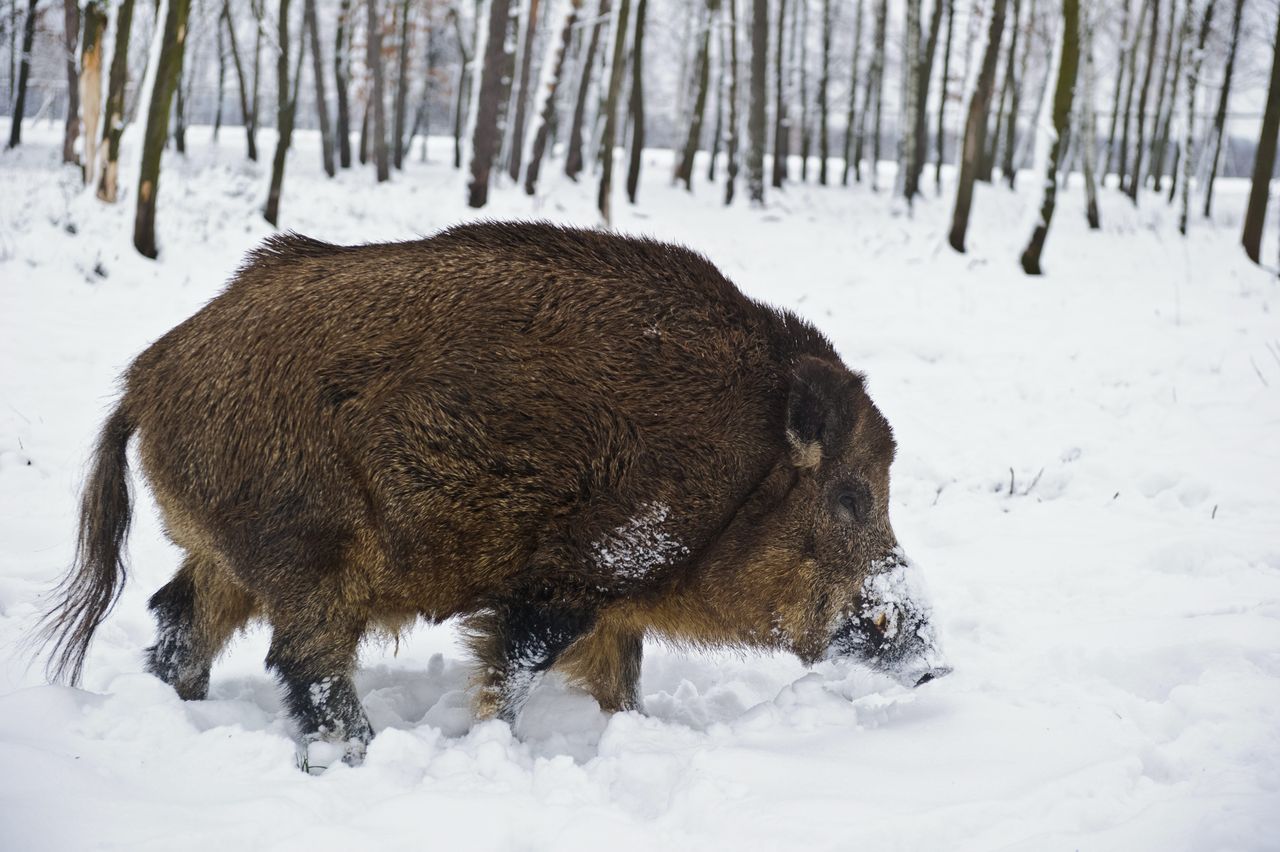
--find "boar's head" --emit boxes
[754,356,951,688]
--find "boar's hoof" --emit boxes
[912,665,953,687]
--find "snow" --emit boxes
[2,119,1280,850]
[591,502,689,582]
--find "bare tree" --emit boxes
[504,0,541,180]
[134,0,193,258]
[97,0,137,200]
[855,0,886,187]
[1242,1,1279,263]
[841,0,863,186]
[935,0,954,190]
[1117,0,1151,192]
[948,0,1008,252]
[816,0,831,184]
[7,0,37,148]
[1103,0,1132,180]
[1179,0,1215,235]
[1021,0,1079,273]
[901,0,921,199]
[565,0,609,179]
[306,0,336,176]
[448,4,473,169]
[995,0,1023,186]
[469,0,513,204]
[265,0,307,225]
[1150,0,1186,189]
[79,0,108,184]
[626,0,648,201]
[677,0,715,189]
[1126,0,1160,201]
[1201,0,1244,217]
[709,6,726,181]
[798,0,810,180]
[909,0,945,193]
[526,0,581,194]
[61,0,80,165]
[1144,0,1175,185]
[369,0,391,181]
[393,0,414,168]
[771,0,789,187]
[747,0,767,202]
[334,0,353,167]
[724,0,740,203]
[597,0,631,221]
[221,0,259,160]
[1080,0,1100,227]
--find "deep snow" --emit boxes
[2,121,1279,851]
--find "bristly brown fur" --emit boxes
[35,221,903,749]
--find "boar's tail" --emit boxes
[35,405,136,686]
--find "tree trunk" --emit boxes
[449,6,471,169]
[565,0,608,179]
[1021,0,1079,273]
[1117,0,1150,193]
[626,0,647,201]
[96,0,136,200]
[526,0,580,193]
[265,0,298,225]
[133,0,191,258]
[333,0,352,167]
[597,0,631,221]
[901,0,921,198]
[841,0,863,186]
[214,21,227,140]
[708,7,726,182]
[909,0,944,193]
[79,1,107,184]
[1242,1,1279,262]
[1144,0,1175,186]
[746,0,767,202]
[770,0,788,187]
[369,0,391,181]
[856,0,886,187]
[250,0,265,158]
[220,0,258,160]
[817,0,831,184]
[393,0,413,168]
[995,0,1021,186]
[677,1,714,190]
[7,0,37,148]
[935,0,953,191]
[305,0,336,176]
[469,0,512,205]
[948,0,1007,252]
[62,0,81,165]
[1103,0,1131,181]
[1179,0,1215,235]
[410,10,436,161]
[1151,0,1185,190]
[725,0,740,203]
[506,0,541,180]
[1126,0,1159,202]
[1202,0,1243,217]
[798,0,810,181]
[1081,0,1100,228]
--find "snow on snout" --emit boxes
[591,502,689,582]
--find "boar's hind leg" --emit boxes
[556,618,644,712]
[264,600,372,760]
[468,603,597,724]
[145,555,256,700]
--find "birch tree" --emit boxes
[1178,0,1214,235]
[1201,0,1244,217]
[935,0,953,190]
[1126,0,1160,201]
[506,0,541,180]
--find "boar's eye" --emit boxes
[836,483,873,524]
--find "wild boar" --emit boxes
[37,222,949,763]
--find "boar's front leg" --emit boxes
[468,602,596,724]
[555,617,644,713]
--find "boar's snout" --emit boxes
[827,548,951,688]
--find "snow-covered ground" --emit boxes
[2,122,1279,851]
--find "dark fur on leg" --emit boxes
[145,571,211,700]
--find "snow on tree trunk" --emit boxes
[1151,0,1186,191]
[132,0,190,258]
[97,0,137,201]
[506,0,541,181]
[525,0,577,194]
[947,0,1007,252]
[1020,0,1078,275]
[1202,0,1243,218]
[6,0,38,148]
[1103,0,1132,183]
[1179,0,1215,236]
[934,0,954,192]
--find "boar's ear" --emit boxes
[785,357,859,469]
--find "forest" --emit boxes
[3,0,1279,272]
